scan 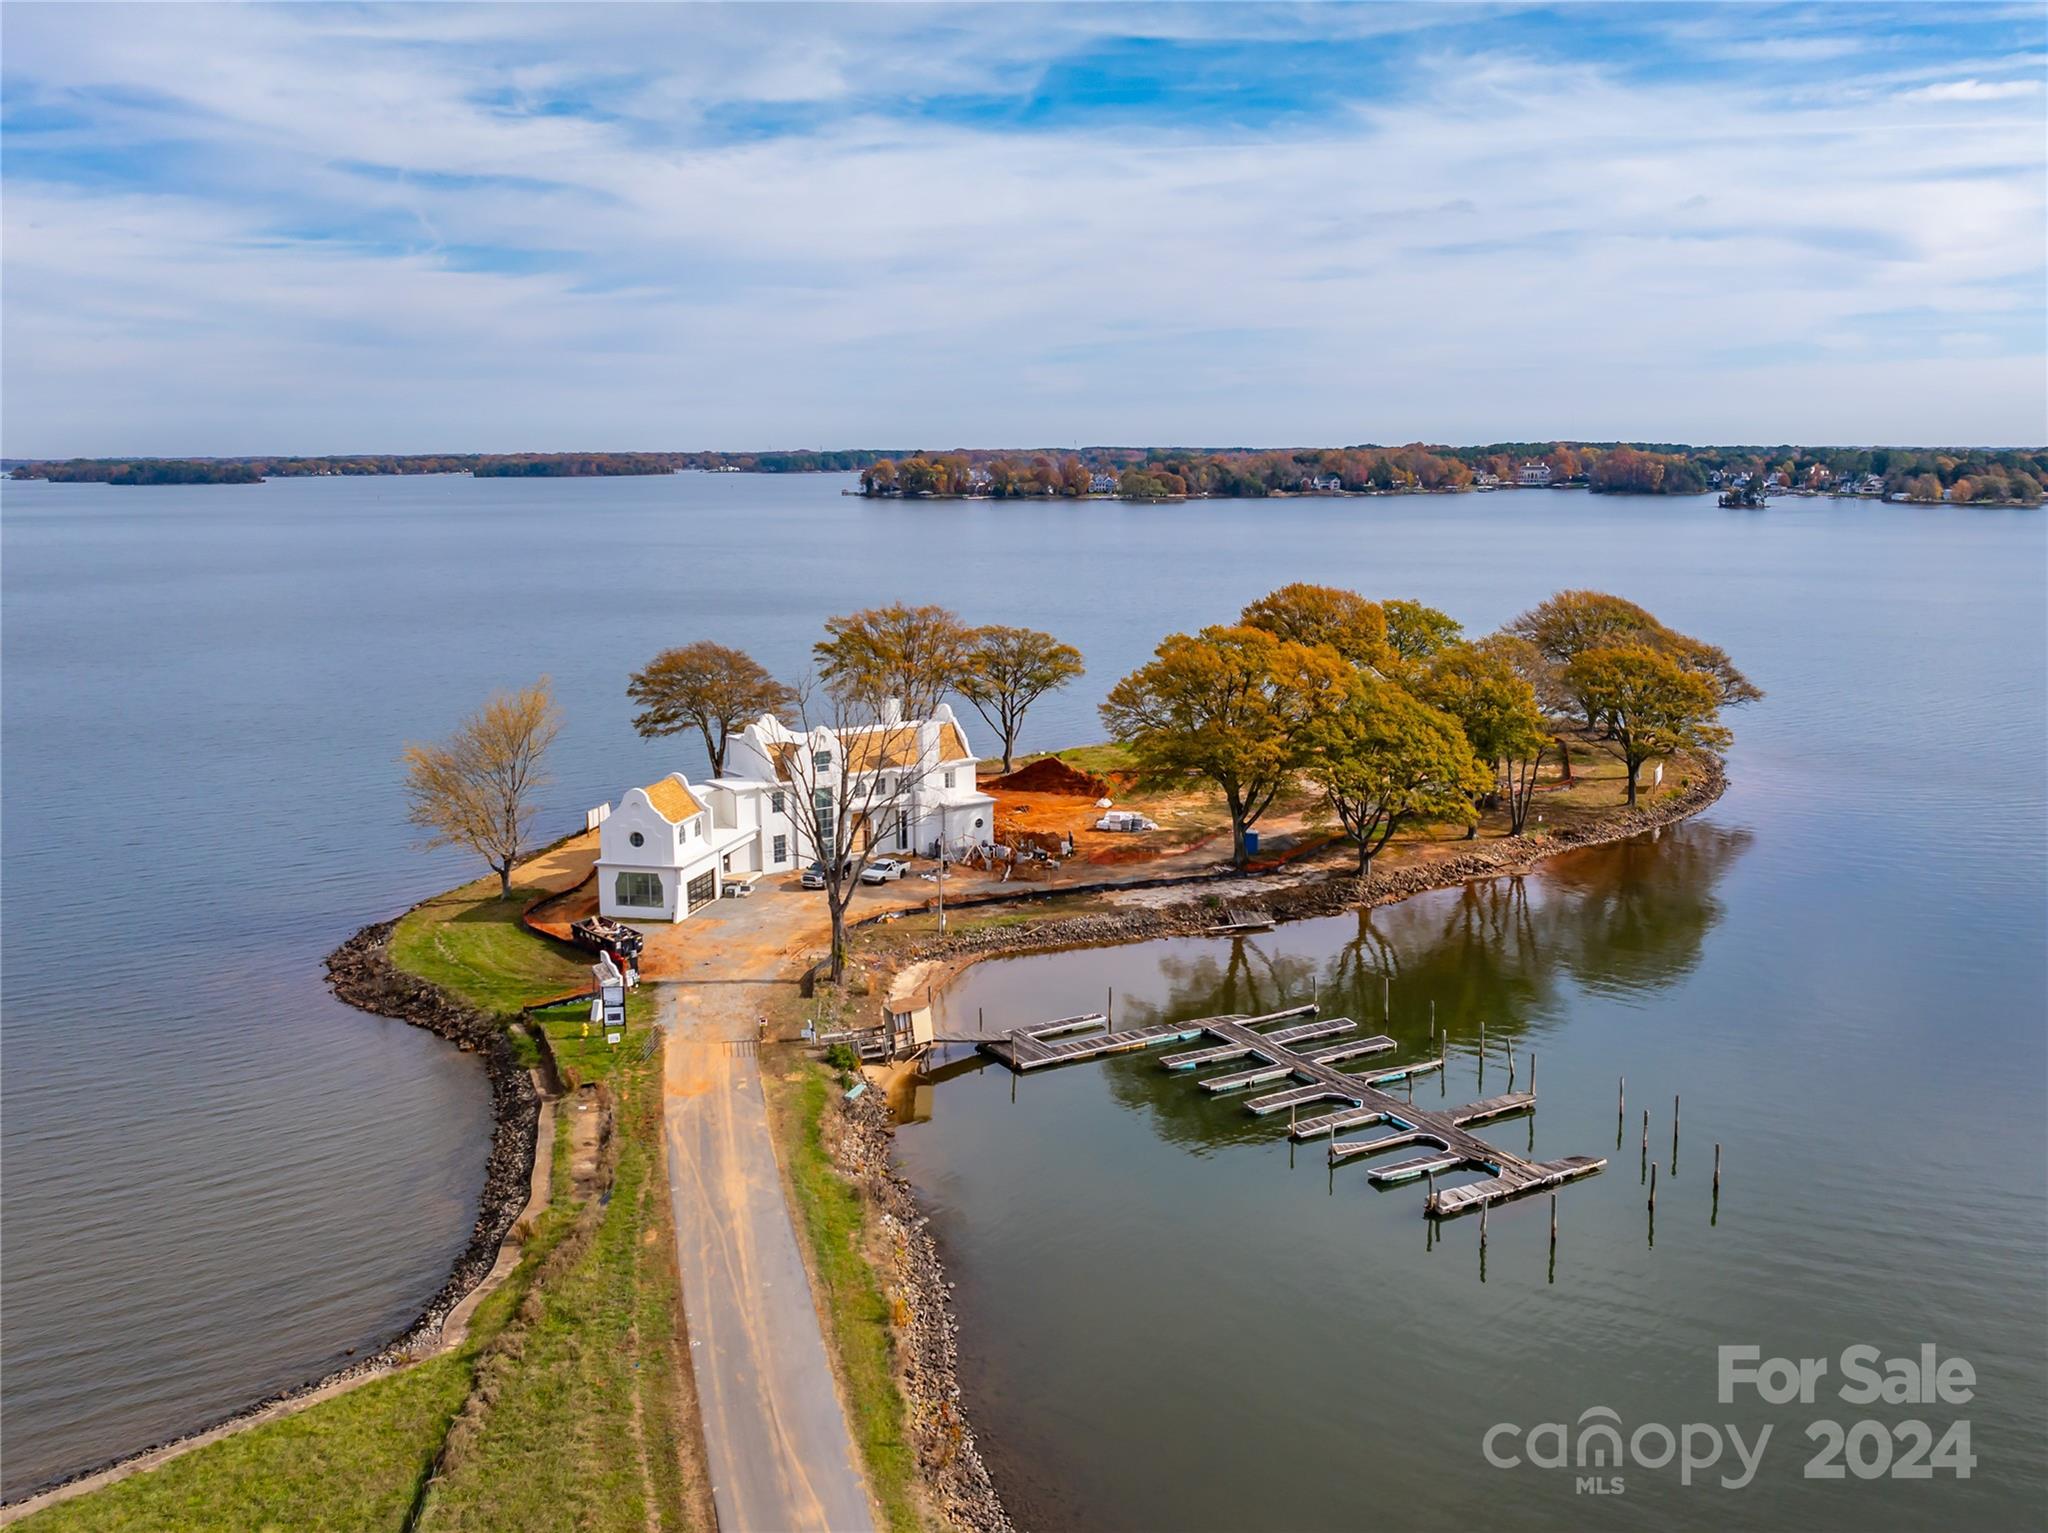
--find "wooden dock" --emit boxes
[979,1003,1605,1218]
[982,1005,1314,1073]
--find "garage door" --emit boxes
[685,870,717,911]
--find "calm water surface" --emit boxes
[893,496,2048,1529]
[3,474,2042,1514]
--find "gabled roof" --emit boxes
[841,725,921,773]
[641,776,704,824]
[938,722,973,763]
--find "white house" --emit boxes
[597,701,997,923]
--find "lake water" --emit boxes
[891,494,2048,1528]
[2,473,2042,1512]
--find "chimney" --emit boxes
[882,696,903,725]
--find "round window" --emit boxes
[973,816,985,830]
[629,831,645,847]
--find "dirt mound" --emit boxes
[985,756,1110,798]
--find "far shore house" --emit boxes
[1516,461,1554,487]
[596,702,996,923]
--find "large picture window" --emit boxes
[772,834,787,864]
[615,871,663,908]
[813,788,835,848]
[685,870,717,909]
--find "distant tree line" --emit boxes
[13,441,2044,501]
[857,442,2045,503]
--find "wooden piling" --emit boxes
[1641,1109,1649,1154]
[1507,1050,1516,1091]
[1479,1199,1489,1247]
[1648,1161,1657,1211]
[1529,1052,1537,1095]
[1713,1142,1721,1193]
[1550,1192,1558,1243]
[978,1006,984,1034]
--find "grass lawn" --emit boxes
[761,1057,923,1533]
[389,876,594,1018]
[416,1056,702,1533]
[15,1357,474,1533]
[389,872,654,1086]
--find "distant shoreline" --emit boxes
[9,442,2042,505]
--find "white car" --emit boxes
[860,858,911,884]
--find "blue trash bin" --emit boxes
[1244,831,1261,856]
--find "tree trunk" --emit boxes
[827,895,848,982]
[1230,815,1249,867]
[1556,736,1573,783]
[496,862,513,900]
[1624,758,1640,806]
[1001,732,1016,774]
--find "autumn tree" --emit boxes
[626,641,794,778]
[1565,644,1731,805]
[402,679,562,900]
[958,624,1084,772]
[1100,624,1350,865]
[1239,583,1390,669]
[1302,674,1491,881]
[1383,599,1465,666]
[815,602,973,719]
[1510,590,1760,721]
[1422,636,1550,834]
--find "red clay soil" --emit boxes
[983,756,1111,798]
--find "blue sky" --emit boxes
[3,2,2044,455]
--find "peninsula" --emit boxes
[14,585,1746,1532]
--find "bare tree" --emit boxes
[402,678,563,899]
[773,677,962,982]
[626,640,793,777]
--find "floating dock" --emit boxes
[979,1006,1605,1218]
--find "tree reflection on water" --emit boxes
[1097,820,1752,1148]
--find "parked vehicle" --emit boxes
[801,858,855,889]
[860,858,910,884]
[1094,810,1158,833]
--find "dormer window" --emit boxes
[813,750,833,773]
[943,769,955,789]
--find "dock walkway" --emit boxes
[978,1006,1604,1217]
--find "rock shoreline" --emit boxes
[826,1088,1015,1533]
[322,917,544,1348]
[1,920,543,1513]
[838,757,1726,1530]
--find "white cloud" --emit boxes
[2,4,2043,454]
[1901,77,2045,103]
